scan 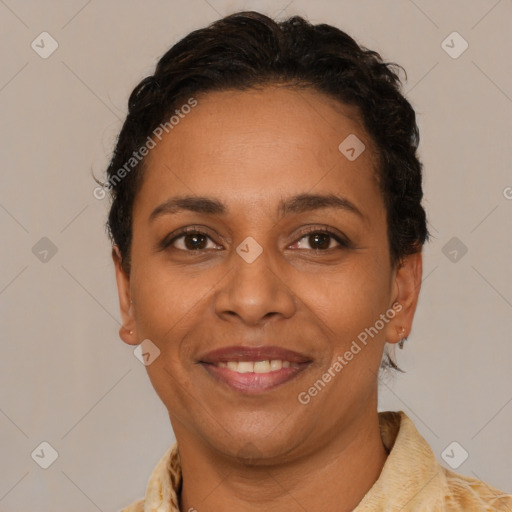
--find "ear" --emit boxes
[112,245,138,346]
[384,251,423,345]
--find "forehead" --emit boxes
[136,86,383,220]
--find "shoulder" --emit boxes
[441,466,512,511]
[119,498,144,512]
[376,411,512,511]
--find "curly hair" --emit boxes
[104,11,430,372]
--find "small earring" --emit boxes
[129,330,133,335]
[398,327,407,350]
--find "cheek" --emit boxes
[132,264,209,408]
[297,253,389,326]
[135,274,192,330]
[290,264,391,376]
[130,254,223,355]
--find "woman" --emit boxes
[104,11,512,512]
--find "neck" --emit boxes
[176,408,388,512]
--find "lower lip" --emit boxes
[200,363,309,394]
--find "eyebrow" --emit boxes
[149,193,366,223]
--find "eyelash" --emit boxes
[160,225,351,252]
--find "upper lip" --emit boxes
[199,345,311,364]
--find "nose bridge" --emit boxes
[213,241,296,325]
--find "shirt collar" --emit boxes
[354,411,445,510]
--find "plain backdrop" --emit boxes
[1,1,511,511]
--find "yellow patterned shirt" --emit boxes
[120,410,512,511]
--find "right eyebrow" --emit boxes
[149,196,225,222]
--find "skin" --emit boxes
[113,86,423,511]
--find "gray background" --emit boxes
[1,1,511,510]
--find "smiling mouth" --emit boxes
[198,345,312,394]
[212,359,300,373]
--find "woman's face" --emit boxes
[114,86,422,461]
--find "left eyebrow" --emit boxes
[278,193,366,222]
[149,192,367,223]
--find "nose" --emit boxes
[213,247,297,327]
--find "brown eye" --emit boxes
[307,233,331,250]
[293,230,348,251]
[182,233,208,250]
[163,228,221,252]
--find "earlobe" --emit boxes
[112,246,139,346]
[385,252,423,345]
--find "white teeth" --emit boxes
[270,359,282,371]
[237,361,254,373]
[254,360,270,373]
[214,359,298,373]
